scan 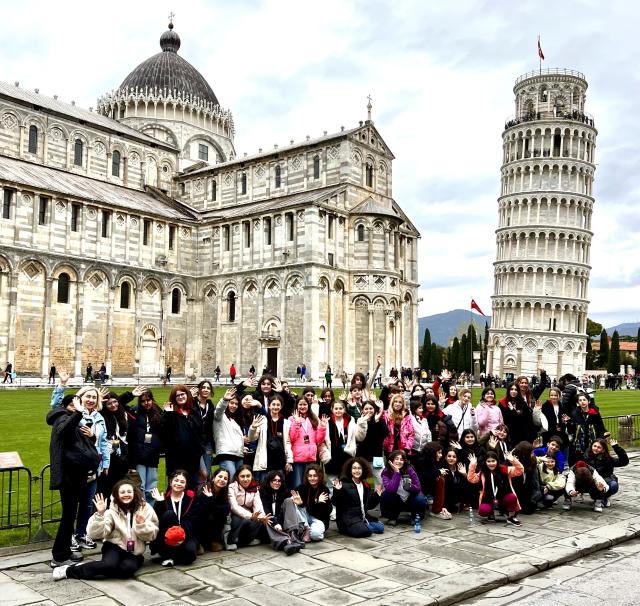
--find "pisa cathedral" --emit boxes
[0,22,420,380]
[488,68,596,378]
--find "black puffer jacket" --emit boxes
[127,405,164,468]
[584,444,629,479]
[46,408,92,489]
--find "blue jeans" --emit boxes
[200,442,214,478]
[218,458,242,479]
[367,521,385,534]
[136,465,158,505]
[290,462,309,490]
[75,477,97,537]
[604,477,619,498]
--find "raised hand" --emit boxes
[467,453,477,465]
[250,414,262,430]
[273,378,282,392]
[132,386,147,397]
[450,441,461,450]
[190,387,199,399]
[223,388,236,401]
[164,401,174,412]
[457,462,467,475]
[332,478,342,490]
[202,484,212,497]
[534,399,542,409]
[488,436,498,449]
[93,493,107,515]
[72,395,84,412]
[376,353,382,365]
[439,468,448,476]
[58,368,69,385]
[319,414,329,428]
[339,390,348,402]
[533,437,543,448]
[362,389,371,402]
[151,487,164,502]
[249,377,258,387]
[290,490,303,506]
[99,386,110,399]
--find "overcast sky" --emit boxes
[1,0,637,329]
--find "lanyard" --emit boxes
[170,495,183,523]
[490,474,498,498]
[126,512,133,540]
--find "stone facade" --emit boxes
[0,24,419,380]
[487,68,596,378]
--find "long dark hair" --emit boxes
[111,479,145,513]
[260,470,288,502]
[137,389,162,426]
[295,397,319,429]
[340,456,373,481]
[512,441,536,473]
[207,468,230,499]
[386,450,409,473]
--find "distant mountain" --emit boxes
[419,309,492,347]
[605,322,640,337]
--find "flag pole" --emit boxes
[538,35,542,74]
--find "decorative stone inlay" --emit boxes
[245,283,257,299]
[205,287,216,302]
[129,152,140,166]
[94,141,106,157]
[213,227,220,237]
[194,179,204,194]
[156,223,164,232]
[373,222,383,234]
[233,224,240,234]
[116,214,125,226]
[50,127,63,141]
[55,201,66,214]
[275,215,282,226]
[291,156,302,170]
[23,262,40,280]
[20,193,32,207]
[296,210,305,222]
[146,282,158,297]
[87,208,97,219]
[373,276,385,290]
[328,146,339,160]
[354,275,368,289]
[254,219,261,230]
[130,216,139,226]
[89,273,104,289]
[255,165,265,178]
[224,173,233,186]
[1,113,17,129]
[264,280,280,298]
[287,278,302,296]
[181,227,190,239]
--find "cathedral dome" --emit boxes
[119,23,219,106]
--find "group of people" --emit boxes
[46,363,629,584]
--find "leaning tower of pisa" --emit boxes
[487,68,596,379]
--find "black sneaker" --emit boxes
[506,516,522,526]
[50,555,82,568]
[70,535,81,552]
[77,534,96,549]
[283,542,301,556]
[482,514,496,524]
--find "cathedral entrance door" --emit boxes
[266,347,278,376]
[140,329,159,375]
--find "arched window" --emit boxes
[227,291,236,322]
[112,150,121,177]
[57,273,70,304]
[171,288,181,314]
[28,125,38,154]
[74,139,83,166]
[240,173,247,195]
[313,155,320,179]
[275,165,282,188]
[212,179,217,201]
[120,281,131,309]
[356,224,365,241]
[365,163,373,187]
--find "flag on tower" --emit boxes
[537,36,545,60]
[471,299,486,316]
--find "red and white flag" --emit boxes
[538,36,545,60]
[471,299,486,316]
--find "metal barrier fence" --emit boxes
[0,466,32,542]
[602,414,640,445]
[33,464,61,542]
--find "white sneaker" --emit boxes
[52,565,69,581]
[161,559,174,567]
[594,500,603,513]
[249,539,261,546]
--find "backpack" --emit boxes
[63,430,101,472]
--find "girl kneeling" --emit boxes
[53,480,158,581]
[467,450,524,526]
[380,450,428,525]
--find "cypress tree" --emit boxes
[599,329,609,368]
[420,328,432,371]
[431,343,442,372]
[608,330,621,374]
[460,334,469,372]
[451,337,460,371]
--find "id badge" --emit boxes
[303,435,310,444]
[144,433,152,444]
[112,439,120,448]
[126,539,135,553]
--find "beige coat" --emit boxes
[87,501,159,555]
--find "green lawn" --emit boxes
[0,385,639,548]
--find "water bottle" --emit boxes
[468,507,475,525]
[414,514,421,534]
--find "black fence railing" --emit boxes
[0,466,32,542]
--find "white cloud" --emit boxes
[1,0,636,327]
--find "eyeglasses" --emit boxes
[271,478,282,483]
[176,392,187,397]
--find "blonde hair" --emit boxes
[76,386,103,411]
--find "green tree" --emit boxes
[431,343,443,372]
[608,330,621,374]
[460,334,469,372]
[586,318,603,338]
[585,336,598,370]
[451,337,460,371]
[599,329,609,368]
[420,328,431,371]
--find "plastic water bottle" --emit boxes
[414,514,421,534]
[468,507,475,525]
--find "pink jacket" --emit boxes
[382,412,414,453]
[289,417,327,463]
[476,401,503,436]
[228,481,265,519]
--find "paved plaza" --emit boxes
[2,454,640,606]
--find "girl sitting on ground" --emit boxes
[479,423,511,462]
[420,441,452,520]
[380,450,428,526]
[467,450,524,526]
[582,437,629,507]
[53,480,158,581]
[332,457,384,537]
[294,464,331,542]
[537,453,566,509]
[197,468,231,552]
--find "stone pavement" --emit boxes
[2,454,640,606]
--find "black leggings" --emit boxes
[66,542,143,580]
